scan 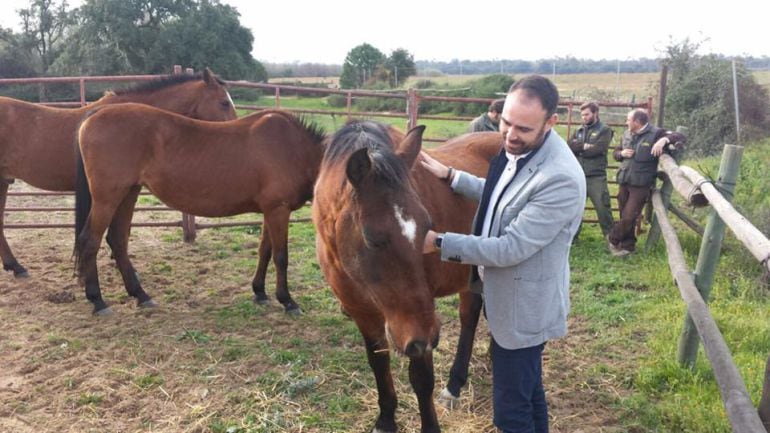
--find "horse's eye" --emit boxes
[221,100,230,108]
[362,227,389,249]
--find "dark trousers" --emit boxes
[609,184,650,252]
[491,339,548,433]
[574,176,614,241]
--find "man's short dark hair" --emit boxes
[631,108,649,125]
[508,75,559,118]
[580,102,599,114]
[489,98,505,114]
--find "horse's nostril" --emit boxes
[405,340,428,358]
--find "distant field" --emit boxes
[270,70,770,101]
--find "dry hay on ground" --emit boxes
[0,181,627,432]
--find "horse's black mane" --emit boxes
[111,72,224,96]
[296,115,326,146]
[324,120,409,187]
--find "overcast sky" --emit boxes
[1,0,766,64]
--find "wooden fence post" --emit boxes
[677,144,743,367]
[406,88,418,130]
[645,126,689,251]
[171,65,197,243]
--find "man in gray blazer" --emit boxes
[422,75,585,433]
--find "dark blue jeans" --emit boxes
[491,339,548,433]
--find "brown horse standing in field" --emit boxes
[312,121,499,433]
[74,105,325,315]
[0,68,236,277]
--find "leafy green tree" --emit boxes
[383,48,416,87]
[53,0,265,80]
[664,39,770,156]
[339,43,384,88]
[157,1,266,81]
[17,0,75,76]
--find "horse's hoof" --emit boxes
[14,270,30,279]
[437,387,460,410]
[253,295,269,305]
[285,303,302,316]
[93,306,114,316]
[286,308,302,316]
[138,299,158,308]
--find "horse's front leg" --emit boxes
[105,186,154,308]
[440,290,483,409]
[262,206,300,314]
[363,335,398,433]
[250,220,271,305]
[409,351,441,433]
[0,181,28,278]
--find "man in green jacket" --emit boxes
[608,108,686,256]
[467,98,506,132]
[568,102,614,240]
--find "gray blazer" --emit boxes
[441,130,586,350]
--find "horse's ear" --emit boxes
[346,147,372,188]
[202,67,215,86]
[396,125,426,169]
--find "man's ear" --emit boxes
[545,113,558,129]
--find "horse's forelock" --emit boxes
[325,121,409,188]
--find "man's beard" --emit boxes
[505,125,547,155]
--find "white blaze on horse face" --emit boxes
[226,90,234,107]
[393,205,417,246]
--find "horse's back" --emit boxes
[0,96,87,189]
[428,132,500,177]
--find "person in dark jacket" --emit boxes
[608,108,686,256]
[467,98,506,132]
[568,102,614,239]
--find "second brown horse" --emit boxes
[74,106,325,315]
[0,68,236,277]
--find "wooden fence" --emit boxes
[0,68,652,240]
[653,146,770,432]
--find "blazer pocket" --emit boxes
[515,278,558,334]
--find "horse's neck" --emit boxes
[96,88,188,111]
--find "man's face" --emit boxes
[625,113,641,133]
[489,111,501,124]
[499,91,557,155]
[580,108,596,125]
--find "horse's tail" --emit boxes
[73,111,97,276]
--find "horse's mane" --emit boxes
[296,114,326,146]
[324,120,409,188]
[110,72,225,96]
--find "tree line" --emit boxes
[0,0,266,101]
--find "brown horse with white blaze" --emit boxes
[313,122,499,432]
[0,68,236,277]
[74,106,325,315]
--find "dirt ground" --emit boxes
[0,182,627,433]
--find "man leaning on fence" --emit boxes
[568,101,615,241]
[608,108,686,257]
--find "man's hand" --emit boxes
[620,148,635,159]
[651,137,668,156]
[423,230,439,254]
[419,151,450,180]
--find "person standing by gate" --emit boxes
[568,101,615,241]
[608,108,686,256]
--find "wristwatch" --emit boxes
[434,235,443,249]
